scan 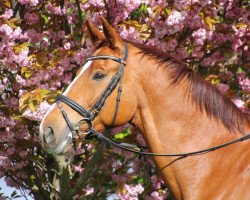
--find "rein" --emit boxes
[55,42,250,156]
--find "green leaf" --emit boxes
[19,92,31,108]
[29,100,37,112]
[113,128,131,141]
[5,18,22,28]
[41,14,49,24]
[30,175,36,180]
[36,52,47,66]
[187,45,194,55]
[131,3,149,19]
[40,89,50,99]
[204,16,217,30]
[13,42,29,53]
[165,7,171,15]
[24,71,32,79]
[237,67,244,73]
[31,185,39,192]
[135,177,146,185]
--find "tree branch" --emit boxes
[12,2,21,19]
[75,0,83,25]
[63,140,106,199]
[104,0,111,23]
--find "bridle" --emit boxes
[54,43,128,153]
[55,42,250,156]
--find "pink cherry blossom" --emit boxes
[24,12,39,24]
[46,3,66,15]
[64,42,71,50]
[233,99,244,109]
[18,0,39,6]
[165,10,187,26]
[216,83,230,95]
[118,184,144,200]
[0,1,249,199]
[192,28,207,45]
[0,9,13,19]
[73,165,84,173]
[84,186,94,196]
[23,101,51,121]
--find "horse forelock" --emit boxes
[126,40,249,134]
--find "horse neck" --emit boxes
[130,53,249,199]
[132,56,232,151]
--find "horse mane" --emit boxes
[126,40,250,134]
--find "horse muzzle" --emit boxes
[39,125,71,154]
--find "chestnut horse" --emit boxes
[39,17,250,199]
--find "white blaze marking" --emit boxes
[63,61,92,95]
[39,61,92,136]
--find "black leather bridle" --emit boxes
[54,43,128,153]
[55,42,250,156]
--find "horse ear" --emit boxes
[86,19,105,44]
[101,16,123,50]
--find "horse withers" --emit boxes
[39,17,250,199]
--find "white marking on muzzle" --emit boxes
[39,103,57,142]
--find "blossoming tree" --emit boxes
[0,0,249,199]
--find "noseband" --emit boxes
[54,42,250,156]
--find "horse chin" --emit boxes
[54,127,106,155]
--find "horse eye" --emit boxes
[93,71,106,81]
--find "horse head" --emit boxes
[39,17,139,154]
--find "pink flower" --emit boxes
[237,72,250,93]
[192,28,207,45]
[150,191,166,200]
[15,161,28,169]
[119,26,143,43]
[18,0,39,6]
[232,38,243,52]
[233,99,244,109]
[25,29,43,43]
[176,46,189,59]
[46,3,66,15]
[174,0,191,10]
[216,83,229,95]
[14,49,29,66]
[151,175,164,189]
[0,24,13,36]
[64,42,71,50]
[0,9,13,19]
[165,10,187,26]
[20,151,29,157]
[73,49,88,65]
[24,12,39,24]
[136,134,146,146]
[23,101,51,121]
[16,172,28,179]
[88,0,104,7]
[5,177,18,188]
[118,184,144,200]
[239,77,250,92]
[74,165,84,173]
[84,186,94,196]
[166,39,177,51]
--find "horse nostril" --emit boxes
[44,127,55,144]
